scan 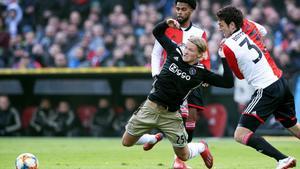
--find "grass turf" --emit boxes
[0,137,298,169]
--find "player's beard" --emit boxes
[176,16,189,26]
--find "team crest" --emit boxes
[189,68,196,75]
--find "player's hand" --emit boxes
[218,39,226,58]
[166,18,180,29]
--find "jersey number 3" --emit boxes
[239,37,262,64]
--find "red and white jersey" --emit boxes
[151,23,210,77]
[219,19,282,89]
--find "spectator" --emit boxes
[0,17,10,67]
[90,98,114,137]
[89,24,105,51]
[68,47,90,68]
[23,31,36,56]
[135,44,152,67]
[53,32,68,53]
[20,0,37,32]
[29,98,57,136]
[82,19,94,35]
[53,53,67,68]
[4,0,23,37]
[121,44,138,66]
[12,50,41,69]
[31,43,45,67]
[40,25,55,50]
[65,24,80,52]
[112,97,137,136]
[0,95,21,136]
[69,11,81,28]
[52,101,75,136]
[87,46,110,67]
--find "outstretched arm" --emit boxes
[202,58,234,88]
[151,40,163,77]
[202,43,234,88]
[152,19,179,54]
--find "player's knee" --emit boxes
[176,153,189,161]
[287,123,300,139]
[122,139,133,147]
[294,125,300,139]
[233,130,243,143]
[296,124,300,139]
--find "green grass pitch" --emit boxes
[0,137,298,169]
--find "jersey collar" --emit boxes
[229,28,242,38]
[181,22,193,31]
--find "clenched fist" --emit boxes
[166,18,180,29]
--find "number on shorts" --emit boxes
[176,135,186,145]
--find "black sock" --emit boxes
[247,134,287,161]
[186,129,194,143]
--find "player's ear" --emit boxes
[229,21,236,30]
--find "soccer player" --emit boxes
[122,18,234,169]
[216,6,300,169]
[151,1,211,168]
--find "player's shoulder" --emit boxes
[188,24,205,34]
[225,30,246,45]
[223,39,239,53]
[191,23,204,30]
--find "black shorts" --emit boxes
[187,87,205,110]
[239,77,297,132]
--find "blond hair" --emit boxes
[188,36,207,54]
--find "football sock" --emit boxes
[186,129,194,143]
[246,134,287,161]
[135,134,157,145]
[186,121,196,143]
[187,142,205,159]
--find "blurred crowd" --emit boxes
[0,0,300,135]
[0,95,138,137]
[0,0,169,68]
[0,0,298,73]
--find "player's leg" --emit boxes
[122,99,161,147]
[143,133,164,150]
[235,84,295,165]
[173,106,197,169]
[274,121,298,169]
[122,132,141,147]
[185,107,197,142]
[186,88,205,142]
[274,86,300,139]
[277,109,300,139]
[122,132,163,147]
[159,110,213,168]
[173,89,206,169]
[173,100,190,169]
[173,141,213,168]
[273,78,298,169]
[234,120,288,161]
[288,123,300,139]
